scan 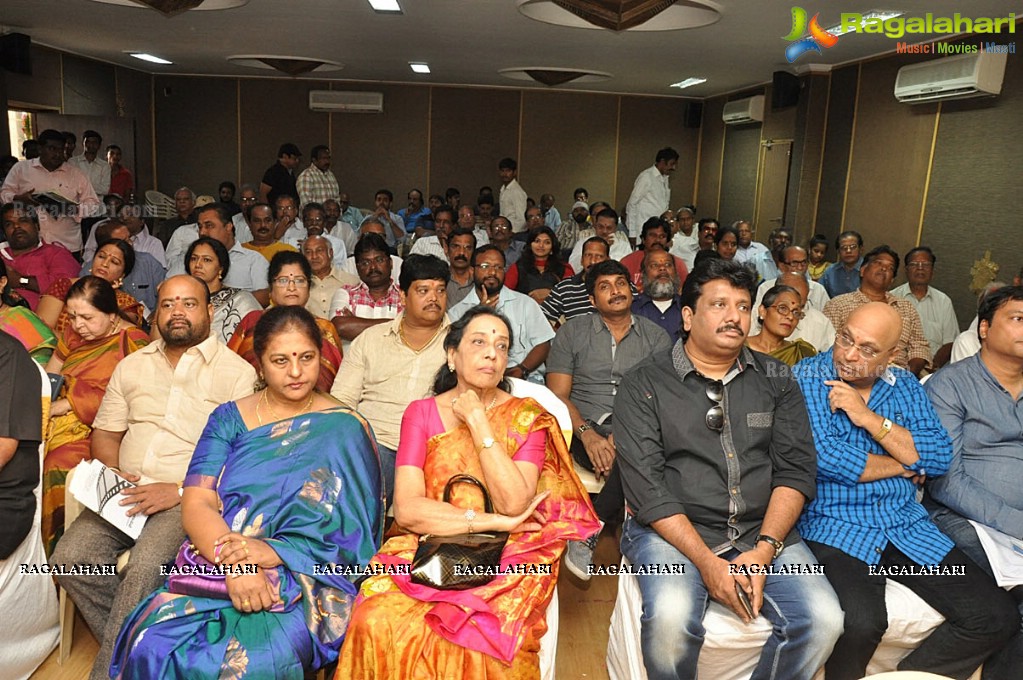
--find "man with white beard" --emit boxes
[631,248,684,342]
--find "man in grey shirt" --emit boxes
[546,259,672,579]
[613,258,842,679]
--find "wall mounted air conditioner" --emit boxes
[309,90,384,113]
[894,52,1007,104]
[722,95,764,125]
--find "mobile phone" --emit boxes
[735,582,755,619]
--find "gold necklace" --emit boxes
[399,319,444,354]
[256,389,315,427]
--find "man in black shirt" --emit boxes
[259,142,301,208]
[0,330,42,558]
[614,258,842,680]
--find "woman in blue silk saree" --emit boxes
[110,306,384,679]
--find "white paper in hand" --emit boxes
[68,460,148,539]
[968,520,1023,588]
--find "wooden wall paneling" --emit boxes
[718,123,761,227]
[920,38,1023,323]
[115,67,154,194]
[61,55,116,117]
[520,90,618,211]
[239,79,331,191]
[428,86,520,206]
[330,83,430,210]
[616,96,698,212]
[814,65,858,239]
[695,97,725,217]
[4,45,62,110]
[789,74,830,240]
[842,58,938,261]
[154,76,238,196]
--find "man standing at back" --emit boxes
[259,142,301,207]
[626,147,678,247]
[51,275,256,680]
[498,157,528,235]
[69,129,110,198]
[614,258,843,679]
[296,145,338,209]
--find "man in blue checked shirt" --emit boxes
[794,302,1017,680]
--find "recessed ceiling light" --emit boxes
[129,53,173,64]
[368,0,402,13]
[670,77,707,90]
[409,62,430,74]
[826,11,904,36]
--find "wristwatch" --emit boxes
[756,534,784,559]
[576,421,592,437]
[873,417,893,442]
[478,437,495,452]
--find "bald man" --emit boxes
[793,302,1016,680]
[750,272,836,351]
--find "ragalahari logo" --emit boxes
[784,7,839,62]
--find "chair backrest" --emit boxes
[507,377,573,449]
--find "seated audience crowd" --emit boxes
[1,137,1020,680]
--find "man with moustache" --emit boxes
[548,259,673,578]
[282,202,347,268]
[794,302,1016,680]
[448,244,555,382]
[733,219,769,266]
[303,234,359,319]
[296,145,339,209]
[753,245,830,312]
[51,275,256,680]
[259,142,301,207]
[485,215,523,267]
[620,217,687,291]
[340,219,403,284]
[243,202,297,262]
[331,254,450,504]
[359,189,405,249]
[613,258,842,678]
[677,217,718,272]
[631,248,685,341]
[409,204,455,261]
[329,233,403,344]
[0,202,80,310]
[0,129,101,253]
[568,208,632,272]
[626,147,678,246]
[445,228,476,306]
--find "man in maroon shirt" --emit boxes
[0,203,79,310]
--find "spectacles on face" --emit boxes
[476,263,505,272]
[785,259,809,268]
[835,331,881,359]
[272,276,309,288]
[769,303,805,320]
[705,379,724,432]
[839,244,859,253]
[907,262,933,270]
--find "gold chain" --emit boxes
[398,319,444,354]
[256,388,314,427]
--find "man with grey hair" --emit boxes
[754,245,830,311]
[303,233,359,319]
[631,248,684,341]
[733,219,768,265]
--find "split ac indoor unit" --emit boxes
[308,90,384,113]
[722,95,765,125]
[894,51,1007,104]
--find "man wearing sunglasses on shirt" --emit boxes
[614,258,842,680]
[793,301,1016,680]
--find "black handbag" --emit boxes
[410,474,509,591]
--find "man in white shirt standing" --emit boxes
[69,129,110,198]
[498,157,528,235]
[891,246,960,356]
[625,147,678,246]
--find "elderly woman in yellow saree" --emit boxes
[42,276,148,555]
[337,306,599,679]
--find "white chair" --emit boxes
[506,377,604,494]
[144,189,176,220]
[606,556,981,680]
[0,363,60,678]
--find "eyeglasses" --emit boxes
[768,303,805,319]
[906,262,933,270]
[272,277,309,288]
[838,244,859,253]
[476,263,505,271]
[835,331,881,359]
[784,259,809,267]
[705,379,724,432]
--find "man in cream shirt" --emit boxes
[51,275,256,680]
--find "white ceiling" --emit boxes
[3,0,1021,98]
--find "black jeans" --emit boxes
[807,540,1018,680]
[569,420,622,524]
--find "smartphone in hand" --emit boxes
[735,582,755,619]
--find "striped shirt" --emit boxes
[540,273,594,324]
[794,349,954,566]
[822,290,932,369]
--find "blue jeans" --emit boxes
[621,517,843,680]
[930,505,1023,680]
[377,443,396,508]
